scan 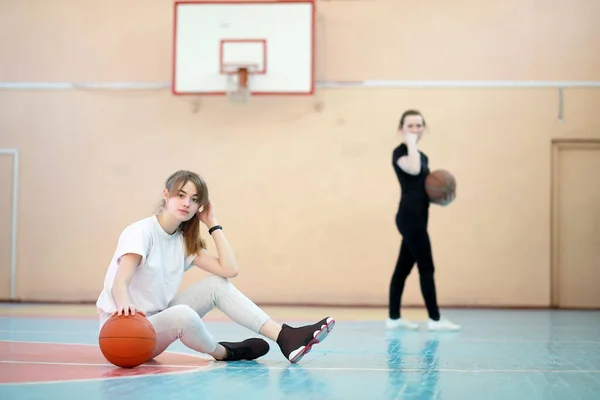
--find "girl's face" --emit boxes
[401,115,425,141]
[163,180,201,222]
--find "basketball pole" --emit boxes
[0,148,19,300]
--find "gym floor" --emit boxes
[1,304,599,400]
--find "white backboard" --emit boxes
[173,1,315,95]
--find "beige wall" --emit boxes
[0,0,599,307]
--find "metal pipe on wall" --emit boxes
[0,149,19,300]
[1,80,600,90]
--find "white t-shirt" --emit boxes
[96,215,199,327]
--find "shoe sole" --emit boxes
[288,317,335,363]
[386,324,419,330]
[428,327,461,331]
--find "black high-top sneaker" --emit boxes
[276,317,335,363]
[219,338,270,361]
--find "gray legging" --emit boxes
[100,275,271,358]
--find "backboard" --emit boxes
[172,0,315,96]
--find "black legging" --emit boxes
[389,212,441,321]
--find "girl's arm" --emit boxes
[111,253,146,315]
[396,133,421,175]
[191,202,239,278]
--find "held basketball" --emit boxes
[99,313,156,368]
[425,169,456,205]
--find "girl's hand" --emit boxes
[197,201,217,227]
[440,191,456,206]
[403,131,419,145]
[113,304,145,317]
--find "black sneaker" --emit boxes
[276,317,335,363]
[219,338,270,361]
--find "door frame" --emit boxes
[550,139,600,308]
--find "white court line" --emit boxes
[439,338,600,344]
[3,360,597,375]
[0,360,202,369]
[219,366,600,374]
[0,339,212,362]
[0,366,215,387]
[2,339,599,388]
[3,331,600,344]
[0,339,96,346]
[0,340,220,386]
[0,330,86,335]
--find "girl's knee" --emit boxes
[418,269,435,278]
[169,304,201,327]
[187,275,230,293]
[204,275,229,286]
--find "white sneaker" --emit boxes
[428,317,460,331]
[386,317,419,330]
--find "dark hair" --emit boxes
[398,109,426,129]
[160,170,209,256]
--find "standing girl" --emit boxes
[387,110,460,331]
[96,170,335,363]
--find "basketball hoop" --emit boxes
[173,2,315,99]
[223,64,257,104]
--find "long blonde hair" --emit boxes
[159,170,209,256]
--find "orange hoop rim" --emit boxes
[221,63,260,76]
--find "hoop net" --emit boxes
[223,64,258,104]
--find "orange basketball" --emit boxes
[425,169,456,204]
[99,313,156,368]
